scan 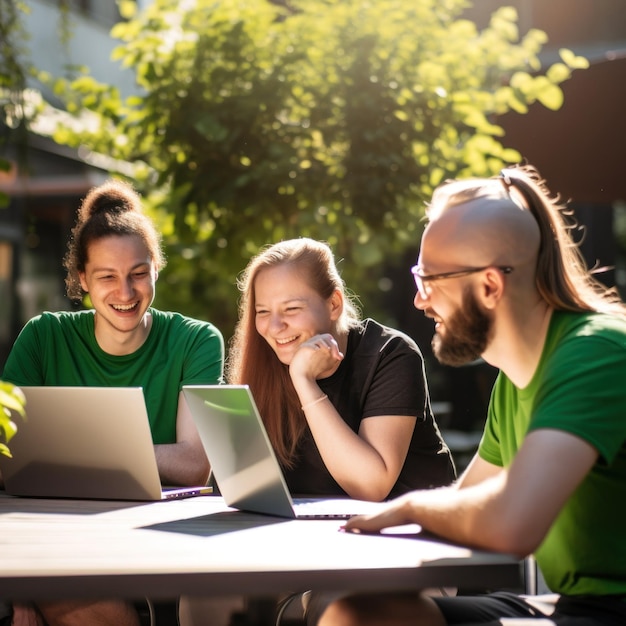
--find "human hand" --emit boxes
[289,333,343,380]
[341,496,414,534]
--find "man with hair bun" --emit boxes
[318,164,626,626]
[2,179,224,626]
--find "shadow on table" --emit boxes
[141,510,287,537]
[0,491,148,515]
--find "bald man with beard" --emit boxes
[316,165,626,626]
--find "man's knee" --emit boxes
[37,600,140,626]
[318,596,362,626]
[318,591,446,626]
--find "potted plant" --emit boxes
[0,381,26,457]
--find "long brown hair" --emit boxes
[63,179,165,301]
[226,238,362,467]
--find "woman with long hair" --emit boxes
[227,237,455,501]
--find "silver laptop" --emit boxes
[0,386,212,501]
[182,384,383,519]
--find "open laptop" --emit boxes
[0,386,212,501]
[182,384,384,519]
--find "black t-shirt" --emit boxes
[283,319,456,498]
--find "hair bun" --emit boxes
[79,179,141,221]
[90,197,128,216]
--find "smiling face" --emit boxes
[413,202,499,366]
[253,264,340,365]
[429,286,494,366]
[78,234,157,353]
[414,271,491,366]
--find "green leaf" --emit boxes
[536,83,564,110]
[0,383,26,415]
[510,71,533,91]
[118,1,138,20]
[560,48,590,70]
[546,63,571,84]
[0,381,25,457]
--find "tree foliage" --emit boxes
[0,381,26,457]
[49,0,588,331]
[0,1,32,207]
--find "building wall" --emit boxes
[464,0,626,55]
[0,0,134,365]
[27,0,137,101]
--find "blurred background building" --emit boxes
[0,0,135,363]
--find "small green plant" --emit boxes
[0,381,26,457]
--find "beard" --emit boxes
[431,289,493,367]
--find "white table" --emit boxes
[0,492,521,602]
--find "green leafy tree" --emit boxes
[49,0,588,332]
[0,1,32,207]
[0,382,26,457]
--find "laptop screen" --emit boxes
[0,386,164,500]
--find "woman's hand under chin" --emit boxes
[289,333,344,381]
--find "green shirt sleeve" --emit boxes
[2,315,48,385]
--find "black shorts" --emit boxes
[433,592,626,626]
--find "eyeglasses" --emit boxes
[410,265,513,299]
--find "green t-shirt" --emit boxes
[2,309,224,444]
[479,310,626,597]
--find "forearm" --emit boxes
[349,473,540,556]
[401,476,522,551]
[316,415,395,500]
[347,430,600,558]
[154,442,210,487]
[297,382,401,501]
